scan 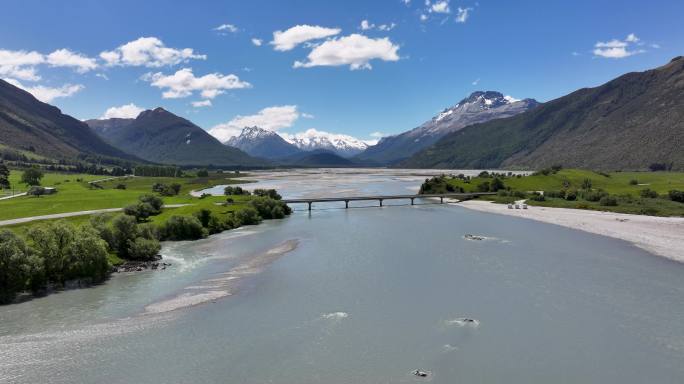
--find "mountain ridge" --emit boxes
[87,108,265,168]
[0,78,138,162]
[399,57,684,170]
[355,91,539,165]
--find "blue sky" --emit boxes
[1,0,683,143]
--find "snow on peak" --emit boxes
[282,128,368,156]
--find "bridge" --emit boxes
[281,192,497,210]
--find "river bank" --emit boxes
[458,199,684,263]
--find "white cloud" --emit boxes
[191,100,212,108]
[472,78,480,85]
[101,103,144,119]
[251,38,263,46]
[0,49,45,81]
[369,131,386,138]
[420,14,428,21]
[293,34,400,70]
[271,25,341,51]
[6,78,83,103]
[95,73,109,80]
[46,49,98,73]
[143,67,251,99]
[455,7,472,23]
[430,1,450,14]
[214,24,238,34]
[209,105,300,142]
[100,37,206,67]
[593,34,644,59]
[301,112,314,119]
[360,20,396,31]
[625,33,639,43]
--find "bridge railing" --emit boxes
[281,192,496,210]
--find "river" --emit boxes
[1,168,683,383]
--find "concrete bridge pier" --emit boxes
[345,200,349,209]
[410,197,415,205]
[440,197,444,204]
[379,199,383,207]
[308,202,312,211]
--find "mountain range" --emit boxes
[225,126,368,159]
[355,91,539,165]
[400,56,684,171]
[86,108,263,168]
[0,79,136,162]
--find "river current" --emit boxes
[1,168,683,383]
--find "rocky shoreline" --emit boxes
[112,255,172,273]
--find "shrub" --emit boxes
[649,163,672,172]
[581,178,593,190]
[489,178,505,192]
[159,216,207,241]
[234,206,261,226]
[115,184,127,190]
[530,193,545,202]
[599,196,618,206]
[193,209,213,228]
[152,183,181,196]
[639,188,658,199]
[224,186,250,195]
[62,225,109,282]
[253,189,282,200]
[628,179,638,186]
[89,214,116,250]
[138,194,163,214]
[582,190,606,202]
[545,190,566,199]
[196,169,209,177]
[111,214,140,258]
[565,190,577,201]
[127,237,161,260]
[668,190,684,203]
[512,191,527,198]
[137,223,160,241]
[0,230,37,304]
[249,197,292,220]
[476,181,490,192]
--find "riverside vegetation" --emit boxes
[0,166,291,304]
[420,167,684,216]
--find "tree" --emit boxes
[21,167,44,186]
[27,221,76,284]
[159,215,206,241]
[0,230,34,304]
[63,225,109,282]
[138,194,163,214]
[197,169,209,177]
[127,237,161,260]
[111,214,139,258]
[0,162,10,190]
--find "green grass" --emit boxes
[442,169,684,216]
[0,170,248,221]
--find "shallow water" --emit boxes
[2,168,683,383]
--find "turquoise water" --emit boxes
[1,169,683,383]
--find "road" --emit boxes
[0,204,190,226]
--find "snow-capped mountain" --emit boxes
[226,126,302,159]
[356,91,539,165]
[283,128,369,157]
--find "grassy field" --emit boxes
[434,169,684,216]
[0,170,248,221]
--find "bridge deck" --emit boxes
[282,193,495,209]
